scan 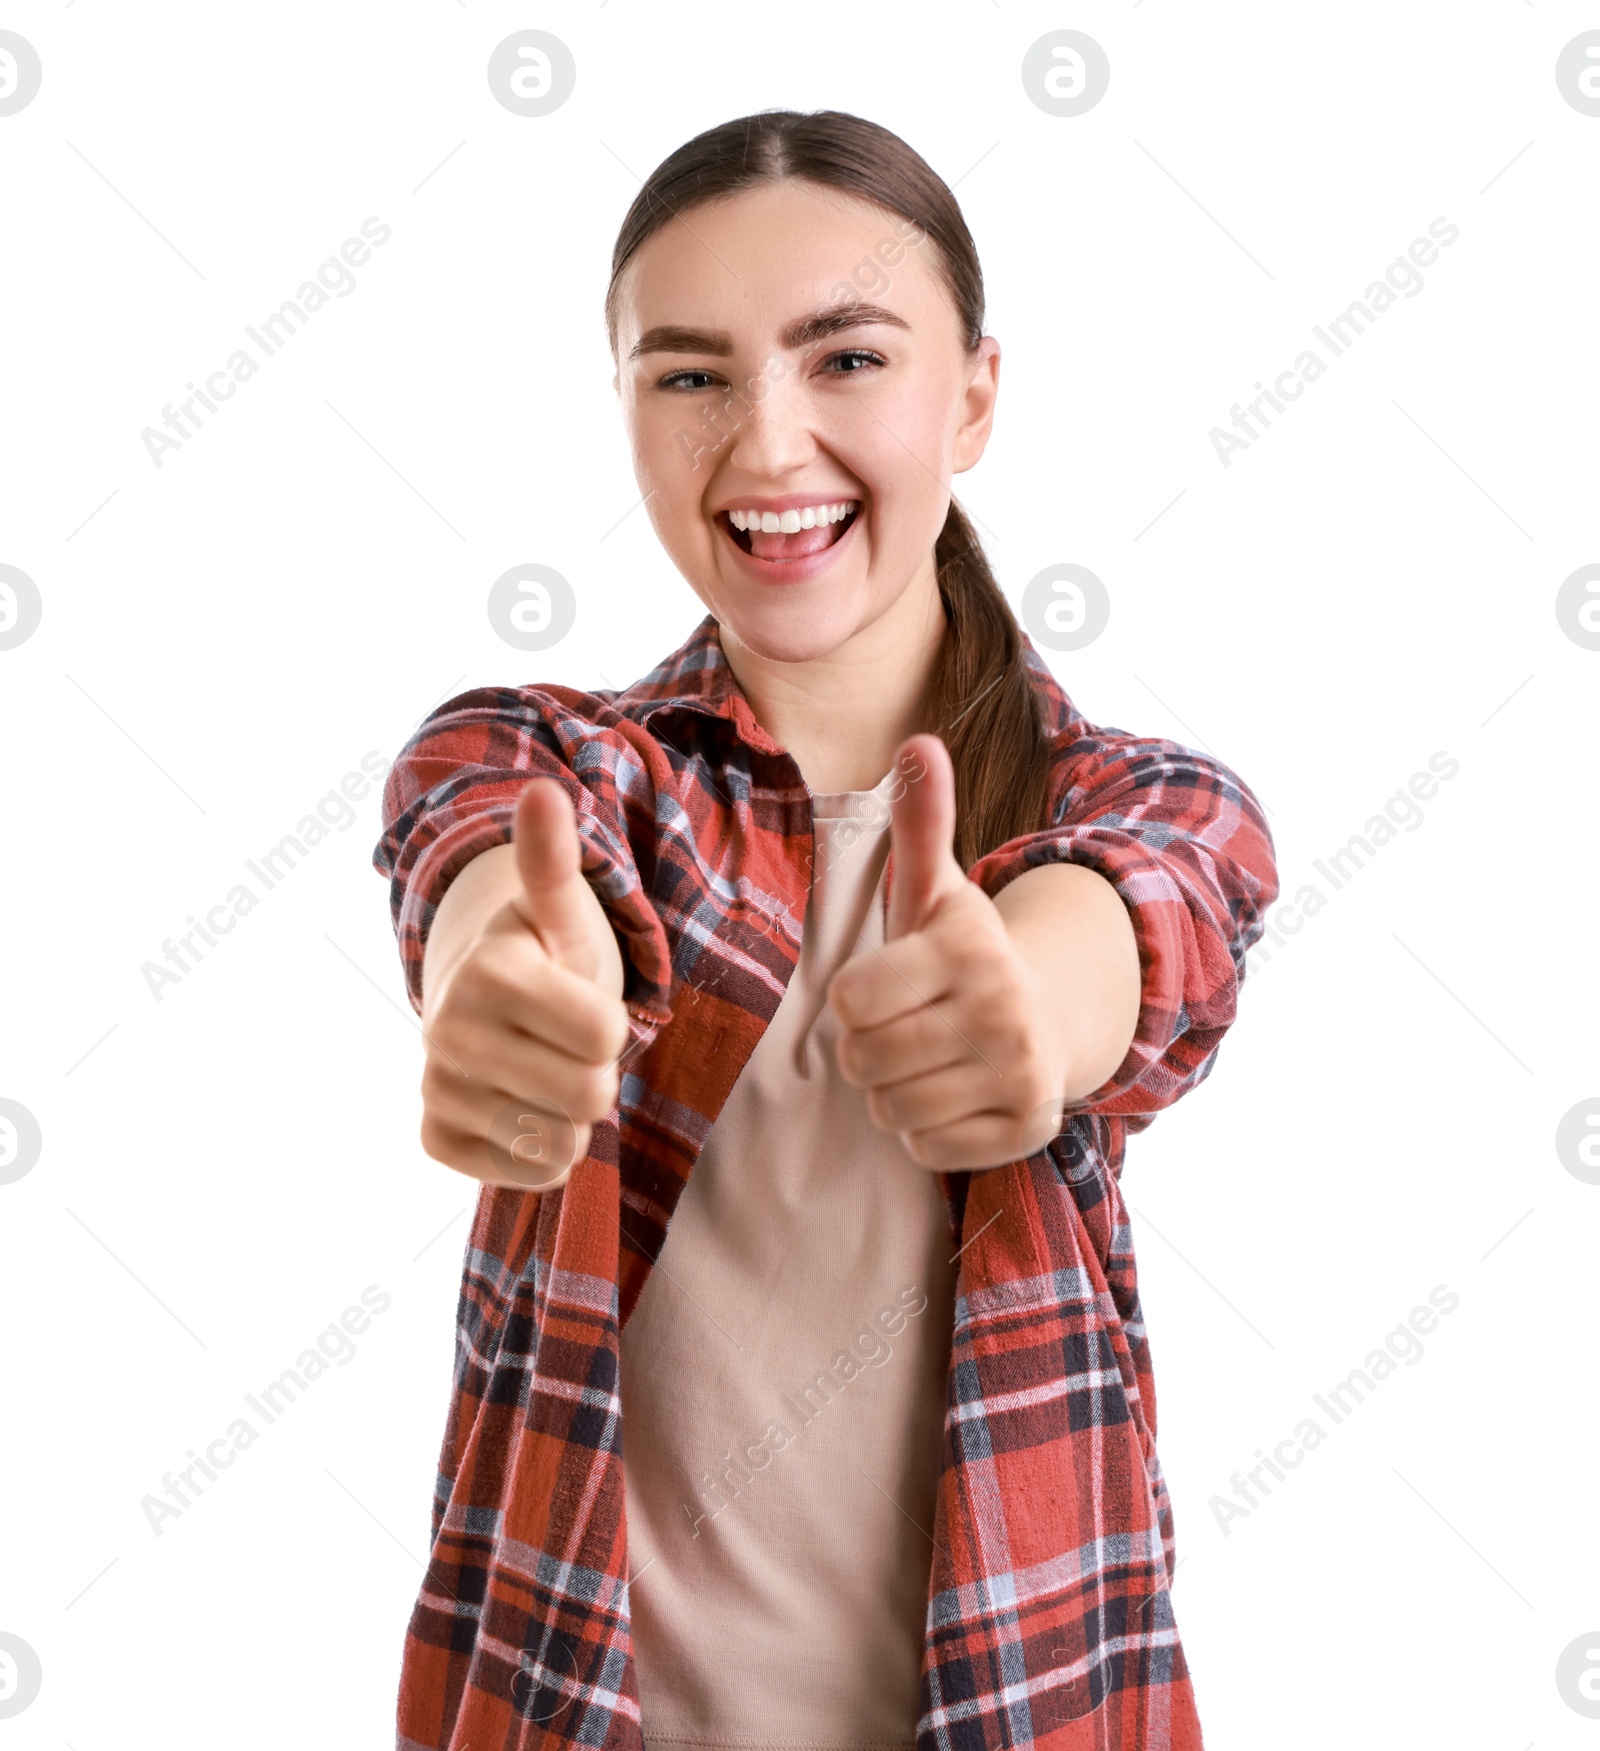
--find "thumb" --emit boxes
[511,778,606,979]
[884,734,967,942]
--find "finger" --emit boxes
[899,1109,1037,1173]
[885,733,967,942]
[423,1058,595,1152]
[511,777,603,979]
[827,929,958,1033]
[420,1104,590,1191]
[835,997,974,1090]
[447,939,630,1065]
[862,1056,1009,1133]
[424,1025,621,1129]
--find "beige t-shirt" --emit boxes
[618,770,961,1749]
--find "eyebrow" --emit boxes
[628,302,912,361]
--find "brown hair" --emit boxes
[604,109,1053,871]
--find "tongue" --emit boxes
[748,521,839,561]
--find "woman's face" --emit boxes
[611,178,1000,667]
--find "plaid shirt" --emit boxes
[373,611,1278,1750]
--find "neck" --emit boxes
[719,559,948,794]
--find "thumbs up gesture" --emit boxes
[418,777,632,1190]
[825,734,1073,1173]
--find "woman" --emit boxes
[374,109,1277,1751]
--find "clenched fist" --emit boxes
[826,734,1081,1173]
[418,777,631,1190]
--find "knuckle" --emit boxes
[567,989,621,1065]
[418,1112,466,1173]
[1023,1113,1053,1156]
[949,928,986,974]
[459,944,542,1018]
[443,950,499,1013]
[828,979,858,1027]
[603,998,632,1063]
[974,983,1013,1033]
[571,1061,619,1120]
[1003,1113,1032,1155]
[835,1035,865,1084]
[1022,1053,1055,1103]
[1003,1032,1037,1080]
[866,1086,897,1128]
[903,1130,935,1168]
[419,1053,460,1109]
[918,1006,953,1059]
[423,1002,469,1064]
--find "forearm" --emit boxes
[991,862,1143,1106]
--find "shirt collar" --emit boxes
[614,613,797,762]
[616,610,1076,756]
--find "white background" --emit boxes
[2,3,1597,1746]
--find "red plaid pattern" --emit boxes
[373,612,1279,1749]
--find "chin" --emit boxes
[711,589,871,667]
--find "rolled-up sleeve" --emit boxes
[371,684,675,1048]
[965,718,1279,1122]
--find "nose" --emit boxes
[717,367,816,480]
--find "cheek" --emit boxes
[829,397,956,541]
[630,402,721,516]
[630,378,710,458]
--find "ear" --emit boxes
[952,335,1000,476]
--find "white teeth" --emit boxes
[725,499,858,533]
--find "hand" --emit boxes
[826,734,1072,1172]
[418,778,630,1190]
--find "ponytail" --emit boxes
[923,500,1054,871]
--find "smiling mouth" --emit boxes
[719,499,862,562]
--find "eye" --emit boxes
[654,348,886,392]
[657,368,724,393]
[821,348,887,375]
